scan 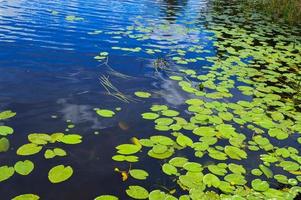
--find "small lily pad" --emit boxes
[48,165,73,183]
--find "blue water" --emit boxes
[0,0,216,199]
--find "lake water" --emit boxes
[0,0,301,199]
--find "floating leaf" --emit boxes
[251,179,270,192]
[96,109,115,118]
[116,144,141,155]
[183,162,202,172]
[126,185,149,199]
[94,195,119,200]
[0,137,9,152]
[0,110,16,120]
[162,163,178,175]
[224,145,247,160]
[59,134,82,144]
[0,166,14,182]
[12,194,40,200]
[48,165,73,183]
[129,169,149,180]
[17,143,42,156]
[141,113,159,120]
[203,173,221,187]
[169,157,188,168]
[14,160,34,175]
[0,126,14,136]
[134,92,151,98]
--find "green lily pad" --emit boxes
[162,163,178,175]
[0,126,14,136]
[141,112,159,120]
[0,110,16,120]
[129,169,149,180]
[224,145,247,160]
[203,173,221,188]
[134,92,151,98]
[96,109,115,117]
[126,185,149,199]
[94,195,119,200]
[251,179,270,192]
[17,143,43,156]
[183,162,202,172]
[59,134,82,144]
[12,194,40,200]
[14,160,34,175]
[169,157,188,167]
[48,165,73,183]
[116,144,141,155]
[0,166,14,182]
[0,137,9,152]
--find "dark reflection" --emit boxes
[161,0,188,21]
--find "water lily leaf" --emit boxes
[169,157,188,167]
[59,134,82,144]
[126,185,149,199]
[112,155,139,162]
[193,127,216,137]
[0,110,16,120]
[141,112,159,120]
[218,181,234,193]
[251,179,269,192]
[53,148,67,156]
[228,163,246,174]
[0,137,9,152]
[150,135,174,145]
[0,126,14,136]
[279,161,300,171]
[28,133,51,145]
[224,173,247,185]
[116,144,141,155]
[12,194,40,200]
[148,148,174,159]
[251,169,263,176]
[207,165,227,176]
[203,173,220,187]
[161,110,179,117]
[14,160,34,175]
[176,134,193,147]
[224,145,247,160]
[134,91,151,98]
[94,195,118,200]
[44,149,55,159]
[259,164,273,178]
[149,190,166,200]
[150,105,168,112]
[0,166,14,182]
[48,165,73,183]
[17,143,43,156]
[96,109,115,117]
[162,163,178,175]
[129,169,149,180]
[183,162,202,172]
[152,144,168,154]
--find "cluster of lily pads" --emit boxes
[0,113,82,200]
[92,2,301,200]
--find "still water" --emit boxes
[0,0,301,199]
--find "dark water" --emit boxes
[0,0,212,199]
[0,0,301,199]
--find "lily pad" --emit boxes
[126,185,149,199]
[14,160,34,175]
[0,126,14,136]
[12,194,40,200]
[134,92,151,98]
[129,169,149,180]
[17,143,43,156]
[96,109,115,117]
[0,166,14,182]
[48,165,73,183]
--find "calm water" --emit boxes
[0,0,300,199]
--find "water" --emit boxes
[0,0,301,199]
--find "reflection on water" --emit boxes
[0,0,300,199]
